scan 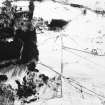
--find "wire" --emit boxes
[63,46,105,56]
[38,61,105,99]
[63,47,105,70]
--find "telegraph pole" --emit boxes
[60,33,63,97]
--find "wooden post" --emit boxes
[60,33,63,97]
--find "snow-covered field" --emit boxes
[35,0,105,105]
